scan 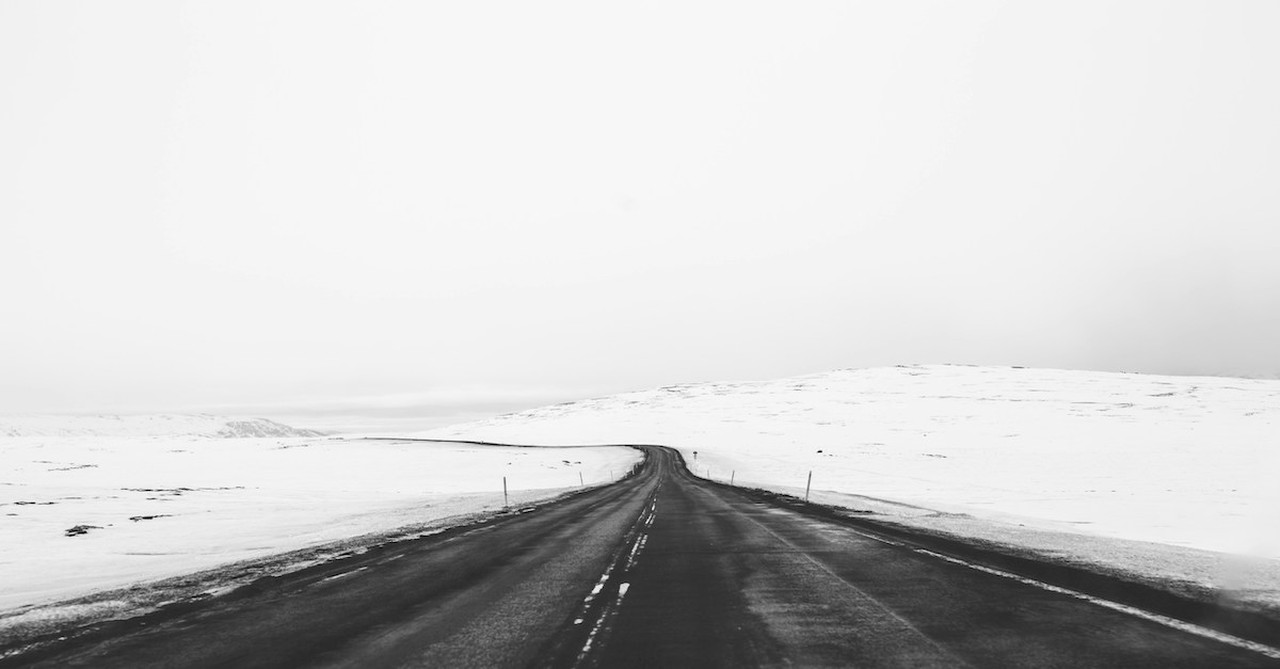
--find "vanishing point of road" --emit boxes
[6,445,1278,668]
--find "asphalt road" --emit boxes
[6,445,1278,668]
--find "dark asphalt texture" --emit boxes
[5,445,1277,668]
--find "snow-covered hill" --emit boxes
[424,365,1280,611]
[0,414,327,438]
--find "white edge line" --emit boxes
[912,548,1280,660]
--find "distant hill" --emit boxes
[0,414,327,438]
[424,364,1280,446]
[423,364,1280,561]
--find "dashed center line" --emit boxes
[570,483,661,666]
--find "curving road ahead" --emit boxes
[5,445,1278,668]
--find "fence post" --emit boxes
[805,471,812,502]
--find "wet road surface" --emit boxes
[5,445,1277,668]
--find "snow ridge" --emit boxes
[0,414,326,438]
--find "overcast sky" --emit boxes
[3,1,1279,417]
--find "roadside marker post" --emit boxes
[503,476,509,509]
[579,471,584,487]
[805,471,812,502]
[731,470,735,486]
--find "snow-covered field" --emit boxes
[0,416,640,615]
[424,365,1280,612]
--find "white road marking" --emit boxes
[625,533,646,567]
[319,566,368,583]
[580,570,613,608]
[843,527,905,547]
